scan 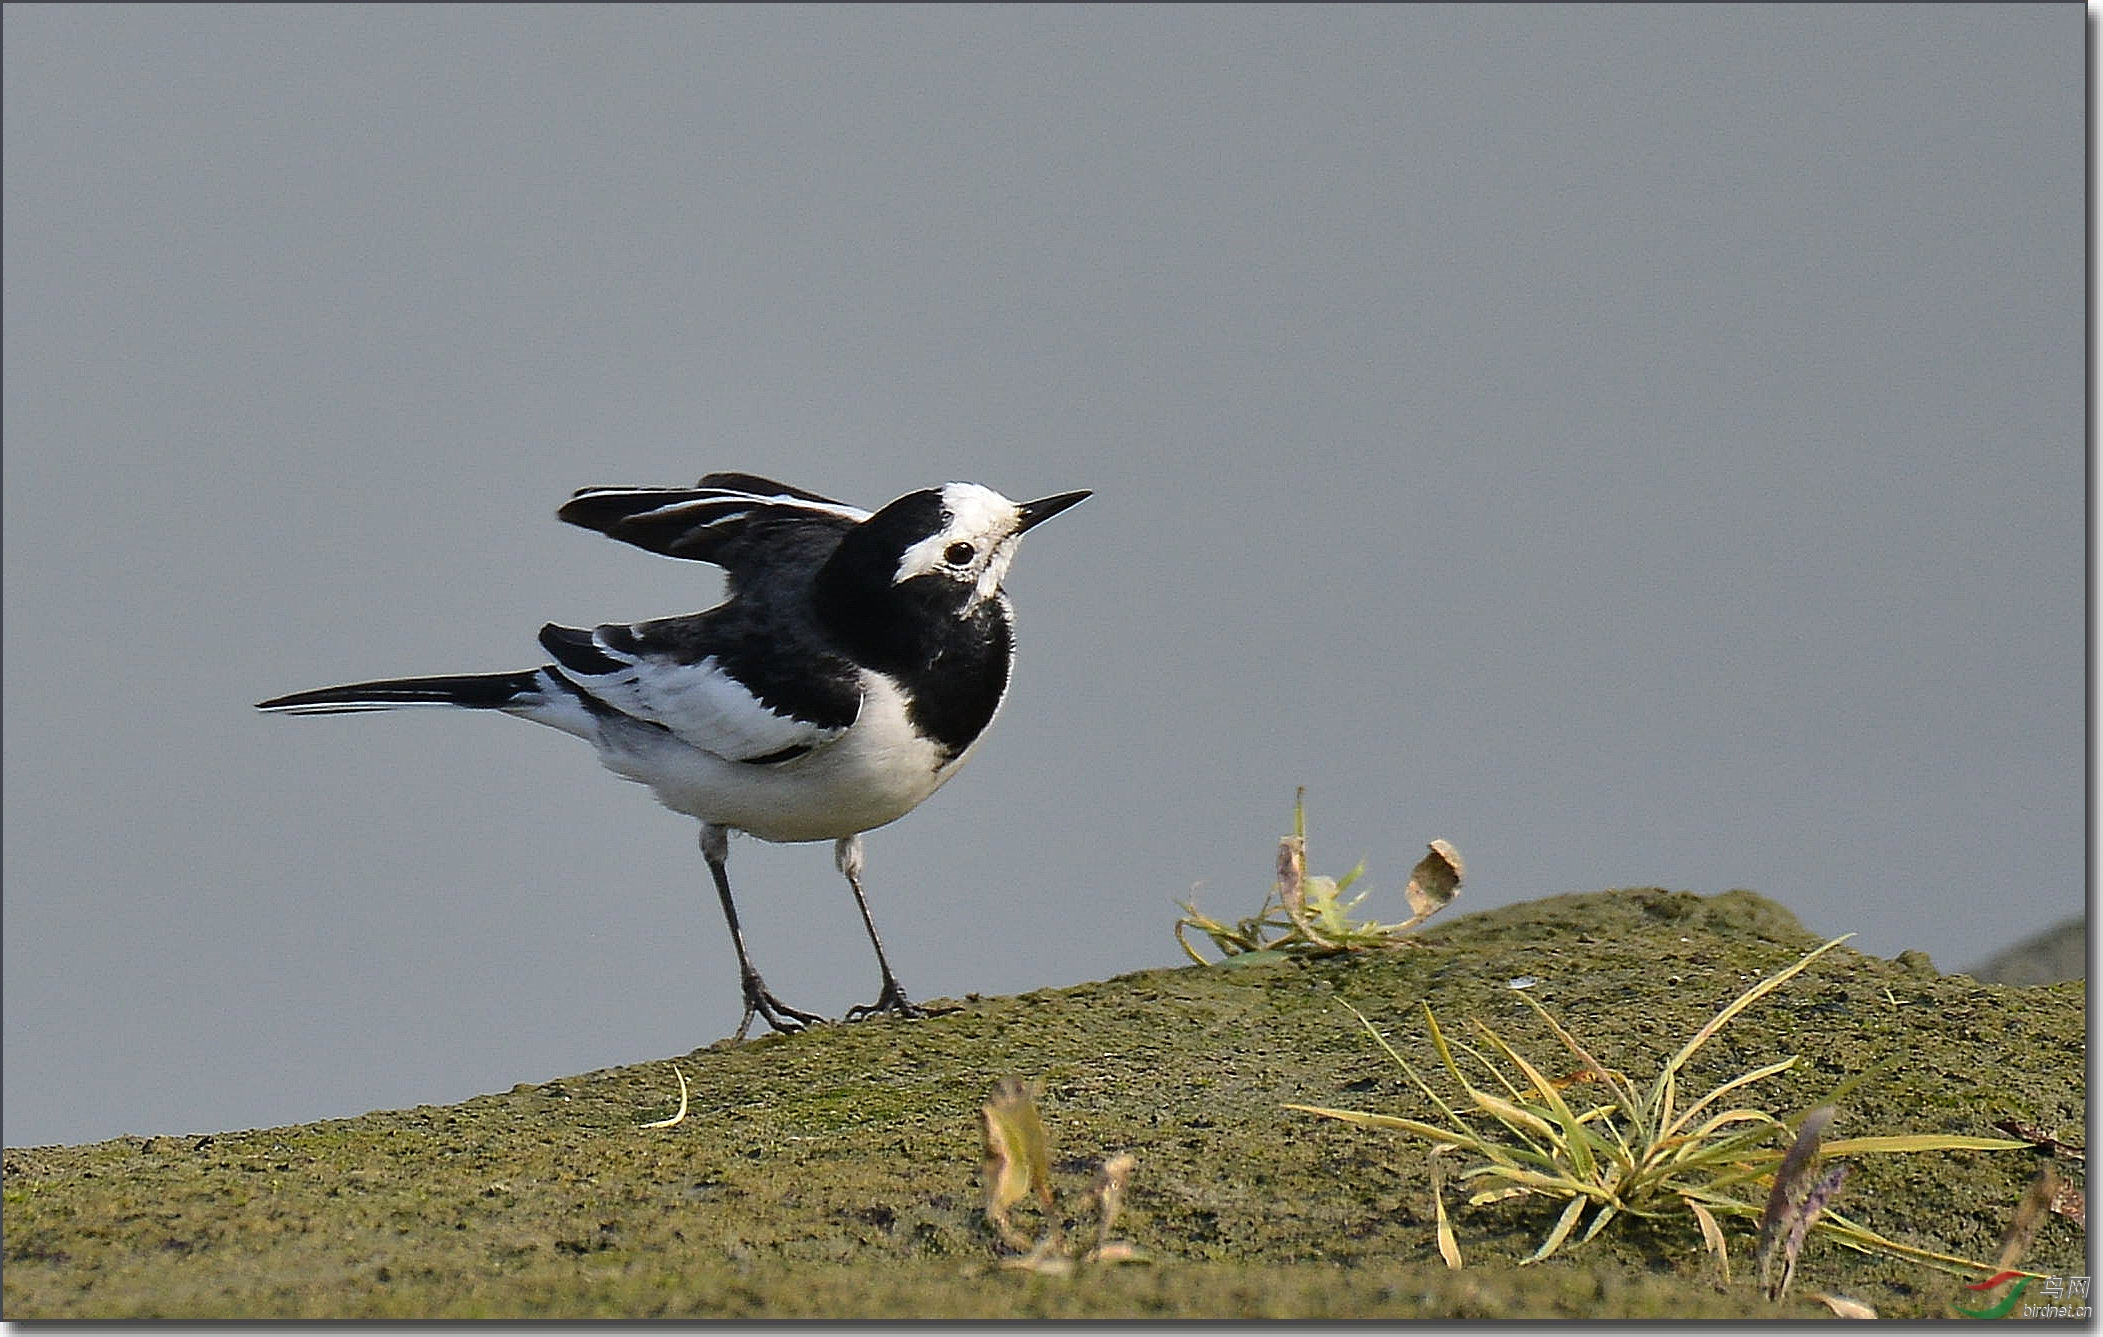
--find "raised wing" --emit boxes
[557,473,870,572]
[537,620,861,764]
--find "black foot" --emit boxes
[844,980,959,1023]
[733,974,829,1041]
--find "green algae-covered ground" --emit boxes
[3,888,2084,1319]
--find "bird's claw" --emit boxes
[844,983,958,1023]
[732,975,829,1041]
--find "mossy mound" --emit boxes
[3,888,2084,1319]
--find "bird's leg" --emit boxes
[836,835,953,1022]
[701,824,827,1040]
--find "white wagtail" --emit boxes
[257,473,1089,1040]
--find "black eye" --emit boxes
[944,542,976,566]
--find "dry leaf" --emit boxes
[636,1064,690,1129]
[2050,1181,2084,1229]
[1276,831,1307,913]
[978,1080,1147,1268]
[1091,1152,1136,1249]
[1994,1118,2085,1161]
[980,1077,1055,1253]
[1688,1198,1730,1287]
[1810,1293,1878,1319]
[1430,1154,1463,1270]
[1399,839,1463,929]
[1278,832,1330,944]
[1001,1236,1074,1276]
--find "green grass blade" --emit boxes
[1463,1086,1564,1145]
[1820,1134,2029,1155]
[1460,1181,1534,1207]
[1171,914,1221,965]
[1696,1155,1792,1197]
[1283,1104,1469,1148]
[1669,1107,1786,1158]
[1524,1196,1592,1264]
[1498,996,1640,1172]
[1286,1103,1559,1180]
[1663,1056,1799,1143]
[1422,1004,1472,1089]
[1468,1019,1602,1181]
[1577,1201,1620,1247]
[1648,1066,1677,1152]
[1658,936,1853,1081]
[1692,1192,2035,1279]
[1338,1001,1472,1129]
[1791,1055,1898,1121]
[1514,991,1644,1124]
[1646,936,1852,1127]
[1422,1008,1554,1160]
[1619,1114,1782,1202]
[1675,1183,1761,1217]
[1564,1101,1637,1175]
[1450,1036,1529,1104]
[1333,1002,1565,1165]
[1454,1132,1565,1177]
[1813,1207,2017,1278]
[1461,1164,1597,1200]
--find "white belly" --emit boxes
[587,671,977,842]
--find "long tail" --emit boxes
[256,671,544,715]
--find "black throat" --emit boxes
[813,559,1013,762]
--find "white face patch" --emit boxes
[891,482,1027,607]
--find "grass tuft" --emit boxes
[1177,789,1461,963]
[1287,936,2030,1286]
[977,1078,1147,1272]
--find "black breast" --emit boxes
[814,573,1013,761]
[898,600,1013,761]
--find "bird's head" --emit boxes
[845,482,1091,613]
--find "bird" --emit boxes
[256,472,1090,1040]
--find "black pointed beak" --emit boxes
[1016,490,1092,532]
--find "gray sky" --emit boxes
[4,4,2081,1150]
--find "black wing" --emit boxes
[557,474,870,573]
[536,614,863,762]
